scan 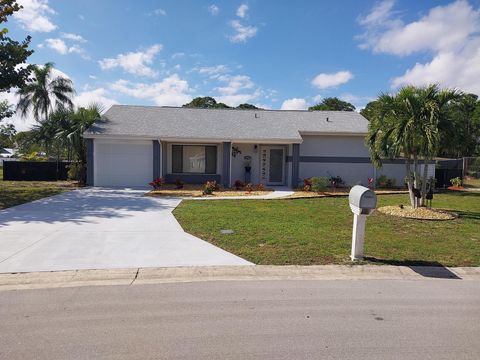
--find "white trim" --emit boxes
[299,131,367,137]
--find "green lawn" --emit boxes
[174,192,480,267]
[0,167,75,210]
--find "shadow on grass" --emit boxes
[455,211,480,220]
[364,257,461,279]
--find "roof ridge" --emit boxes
[109,104,358,114]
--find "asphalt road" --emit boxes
[0,279,479,359]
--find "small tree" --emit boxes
[309,97,355,111]
[367,85,459,208]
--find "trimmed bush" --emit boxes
[311,177,330,192]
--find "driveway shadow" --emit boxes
[364,257,461,279]
[0,189,176,227]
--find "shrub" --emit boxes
[330,176,343,188]
[149,178,163,190]
[256,183,265,191]
[303,178,312,191]
[311,176,330,192]
[150,178,163,189]
[234,179,245,190]
[67,162,81,181]
[245,183,253,193]
[175,179,184,189]
[203,180,219,195]
[450,177,462,187]
[376,175,396,188]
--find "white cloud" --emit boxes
[236,4,249,18]
[208,4,219,16]
[280,98,308,110]
[358,0,480,94]
[40,38,87,58]
[359,0,480,55]
[214,74,260,106]
[153,8,167,16]
[311,71,354,89]
[171,52,185,59]
[61,33,86,43]
[110,74,192,106]
[74,88,118,110]
[358,0,396,27]
[339,93,375,108]
[195,64,230,77]
[228,20,258,43]
[14,0,56,32]
[0,92,36,131]
[98,44,162,77]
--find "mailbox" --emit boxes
[348,185,377,261]
[349,185,377,215]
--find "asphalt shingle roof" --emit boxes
[84,105,368,142]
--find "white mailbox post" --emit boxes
[348,185,377,261]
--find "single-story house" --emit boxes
[83,105,434,188]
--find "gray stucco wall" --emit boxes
[86,139,94,186]
[297,135,435,187]
[300,135,369,157]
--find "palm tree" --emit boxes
[367,85,459,208]
[58,104,102,183]
[17,62,75,123]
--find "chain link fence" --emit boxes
[463,157,480,188]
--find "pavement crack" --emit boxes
[130,268,140,285]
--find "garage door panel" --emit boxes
[95,140,153,187]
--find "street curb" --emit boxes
[1,265,479,291]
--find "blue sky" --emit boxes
[4,0,480,129]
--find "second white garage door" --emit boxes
[94,140,153,187]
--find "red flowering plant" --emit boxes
[149,178,163,190]
[303,178,312,191]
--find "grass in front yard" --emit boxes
[464,178,480,188]
[0,167,76,210]
[173,192,480,267]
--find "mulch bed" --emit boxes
[376,205,457,221]
[447,186,465,190]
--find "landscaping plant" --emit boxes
[256,183,265,191]
[366,84,460,208]
[234,180,245,190]
[303,177,312,191]
[175,179,184,189]
[149,177,163,190]
[245,183,253,193]
[450,177,462,187]
[203,180,219,195]
[311,176,330,193]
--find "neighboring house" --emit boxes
[83,105,434,188]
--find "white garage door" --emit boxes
[94,140,153,187]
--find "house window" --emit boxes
[172,145,217,174]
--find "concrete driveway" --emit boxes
[0,189,252,273]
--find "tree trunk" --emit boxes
[405,158,415,207]
[413,152,419,209]
[420,158,429,207]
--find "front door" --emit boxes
[260,146,285,185]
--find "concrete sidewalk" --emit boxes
[1,265,479,291]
